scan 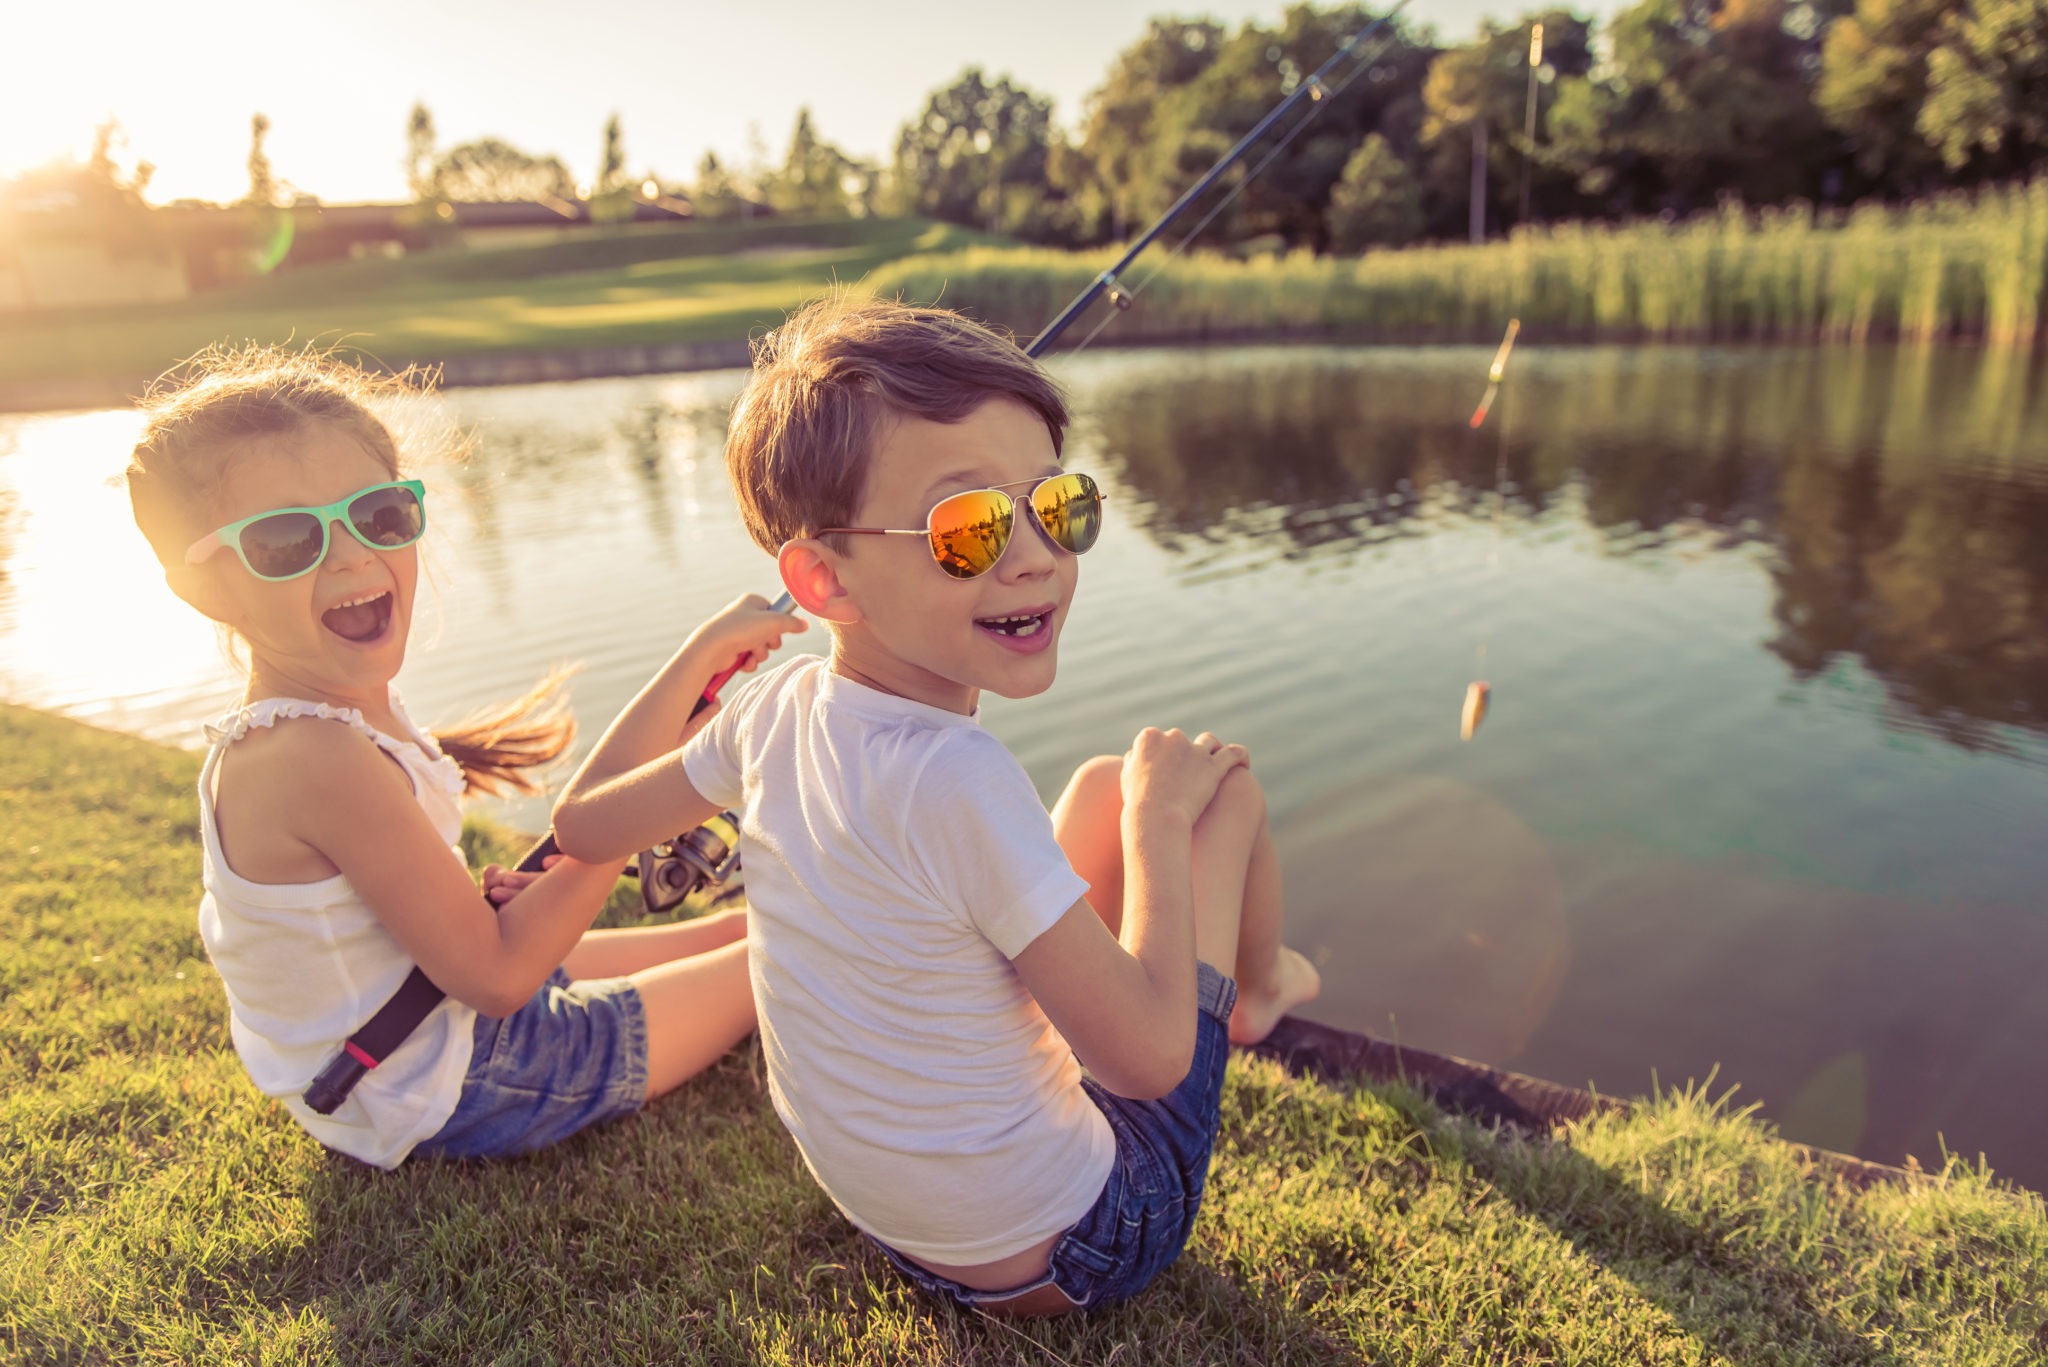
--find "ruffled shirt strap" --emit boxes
[203,694,465,797]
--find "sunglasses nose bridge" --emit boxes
[317,511,376,569]
[998,498,1063,577]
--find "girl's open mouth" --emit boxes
[322,590,394,644]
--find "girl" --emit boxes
[127,346,802,1167]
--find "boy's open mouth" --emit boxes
[975,609,1052,640]
[322,590,393,643]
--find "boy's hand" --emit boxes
[689,592,807,683]
[1121,727,1250,830]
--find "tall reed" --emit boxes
[862,180,2048,350]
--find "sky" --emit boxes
[2,0,1600,206]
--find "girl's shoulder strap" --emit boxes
[204,697,380,749]
[203,695,466,801]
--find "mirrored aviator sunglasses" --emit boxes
[185,479,428,582]
[823,472,1105,580]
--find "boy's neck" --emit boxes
[828,637,979,716]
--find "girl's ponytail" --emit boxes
[433,667,577,797]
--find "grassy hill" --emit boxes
[0,217,999,392]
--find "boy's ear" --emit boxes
[164,563,242,628]
[777,538,861,625]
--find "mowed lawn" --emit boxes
[0,217,998,390]
[3,703,2046,1364]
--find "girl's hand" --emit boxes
[480,854,562,905]
[1121,728,1250,830]
[689,593,806,682]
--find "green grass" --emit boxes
[5,702,2047,1364]
[0,217,999,389]
[11,185,2046,404]
[867,181,2048,351]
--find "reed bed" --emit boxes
[864,179,2048,350]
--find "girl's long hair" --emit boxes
[128,344,575,795]
[432,666,577,797]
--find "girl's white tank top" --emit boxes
[195,694,477,1168]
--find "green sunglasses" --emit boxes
[185,479,428,582]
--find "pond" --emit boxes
[4,341,2045,1189]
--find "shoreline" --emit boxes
[1254,1016,1923,1192]
[0,337,762,417]
[0,327,1995,418]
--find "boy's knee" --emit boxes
[1075,753,1124,798]
[1209,765,1266,826]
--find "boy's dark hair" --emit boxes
[725,295,1069,552]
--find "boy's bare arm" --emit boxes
[553,595,801,861]
[554,750,724,864]
[1012,729,1246,1099]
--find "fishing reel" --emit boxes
[632,812,744,915]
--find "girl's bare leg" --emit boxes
[631,939,756,1101]
[562,907,747,979]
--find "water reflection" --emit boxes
[1082,345,2048,750]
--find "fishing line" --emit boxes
[1028,0,1415,359]
[1053,6,1418,358]
[1461,318,1520,741]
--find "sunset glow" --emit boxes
[1,0,1536,208]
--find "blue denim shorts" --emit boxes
[411,967,648,1161]
[875,962,1239,1312]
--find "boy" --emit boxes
[553,297,1319,1315]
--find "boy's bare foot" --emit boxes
[1228,945,1321,1047]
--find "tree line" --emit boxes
[687,0,2048,250]
[13,0,2045,257]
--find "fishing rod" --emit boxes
[305,9,1421,1113]
[1029,0,1415,359]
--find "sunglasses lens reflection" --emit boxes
[928,489,1015,579]
[240,512,325,580]
[1032,473,1102,556]
[350,484,426,548]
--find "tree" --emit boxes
[1079,6,1437,252]
[404,102,439,201]
[1073,18,1228,239]
[692,150,741,218]
[591,112,636,224]
[891,68,1061,236]
[1917,0,2048,177]
[1544,0,1842,217]
[769,107,865,216]
[1420,12,1595,237]
[432,138,575,202]
[1816,0,1949,190]
[244,113,277,207]
[1327,133,1425,249]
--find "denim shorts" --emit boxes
[875,962,1239,1312]
[411,967,648,1161]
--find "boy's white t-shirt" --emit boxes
[684,655,1115,1265]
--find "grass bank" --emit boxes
[0,216,997,397]
[6,190,2043,412]
[870,180,2048,350]
[5,703,2046,1363]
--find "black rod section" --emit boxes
[1026,0,1412,358]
